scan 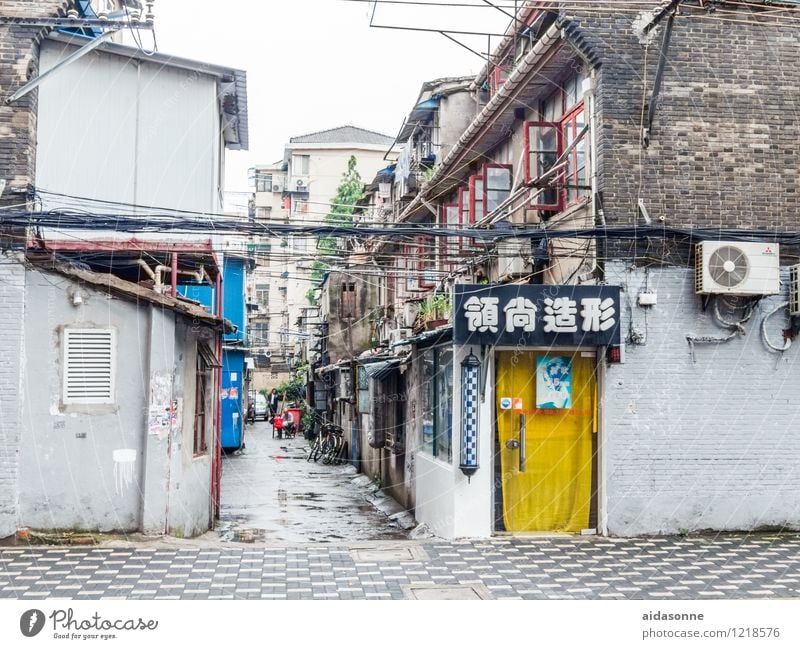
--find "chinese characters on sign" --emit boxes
[454,285,621,347]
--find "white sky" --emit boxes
[151,0,510,199]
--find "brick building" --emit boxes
[340,1,800,538]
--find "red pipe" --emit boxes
[171,253,178,297]
[212,272,223,520]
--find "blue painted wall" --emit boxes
[223,257,247,344]
[221,350,246,449]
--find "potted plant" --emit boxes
[422,293,452,330]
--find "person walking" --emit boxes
[268,388,280,420]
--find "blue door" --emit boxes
[221,370,243,449]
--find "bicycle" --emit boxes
[308,422,345,464]
[321,426,346,465]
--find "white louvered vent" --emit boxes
[63,328,115,404]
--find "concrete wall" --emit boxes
[412,345,494,539]
[324,267,379,363]
[18,271,213,535]
[0,256,28,537]
[437,91,476,162]
[603,262,800,535]
[19,272,150,532]
[167,320,214,538]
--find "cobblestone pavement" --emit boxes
[2,535,800,599]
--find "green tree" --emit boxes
[311,156,363,281]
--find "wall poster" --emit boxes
[536,356,572,409]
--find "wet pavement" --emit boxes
[218,420,408,544]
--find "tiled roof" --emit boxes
[289,125,394,146]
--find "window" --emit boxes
[489,64,509,97]
[458,187,476,254]
[294,199,308,215]
[483,163,513,214]
[405,244,419,293]
[524,70,589,210]
[255,283,270,308]
[469,175,485,225]
[421,347,453,462]
[440,203,460,265]
[255,173,272,193]
[341,282,356,319]
[418,235,436,289]
[194,345,213,456]
[256,206,271,221]
[292,154,310,176]
[251,322,270,345]
[63,328,115,404]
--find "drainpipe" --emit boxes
[171,253,178,298]
[213,272,224,520]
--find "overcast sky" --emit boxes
[151,0,509,203]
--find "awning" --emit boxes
[198,342,222,368]
[389,325,453,350]
[362,359,401,381]
[398,96,440,141]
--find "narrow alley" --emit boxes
[217,422,408,544]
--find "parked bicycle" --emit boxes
[307,422,347,465]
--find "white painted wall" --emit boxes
[604,262,800,535]
[413,345,494,539]
[36,40,222,241]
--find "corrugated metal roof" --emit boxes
[289,125,394,146]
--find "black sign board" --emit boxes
[453,284,622,347]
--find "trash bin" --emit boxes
[286,407,302,437]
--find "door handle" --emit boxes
[518,414,526,473]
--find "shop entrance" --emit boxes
[495,350,597,533]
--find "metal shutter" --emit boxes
[63,328,115,404]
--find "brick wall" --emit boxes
[0,1,69,207]
[0,1,68,537]
[570,6,800,261]
[604,262,800,535]
[0,255,26,537]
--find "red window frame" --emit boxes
[561,104,588,207]
[469,175,485,227]
[524,120,562,210]
[482,163,513,216]
[458,187,474,255]
[524,102,589,212]
[489,65,508,97]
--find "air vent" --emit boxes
[790,264,800,316]
[63,328,115,404]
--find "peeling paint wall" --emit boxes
[19,271,213,536]
[20,273,150,532]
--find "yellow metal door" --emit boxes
[496,351,596,532]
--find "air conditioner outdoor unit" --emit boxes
[789,264,800,316]
[264,350,272,358]
[496,238,532,278]
[695,241,780,296]
[388,327,412,345]
[295,178,308,190]
[271,183,283,193]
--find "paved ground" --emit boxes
[2,535,800,599]
[3,421,800,599]
[217,420,407,543]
